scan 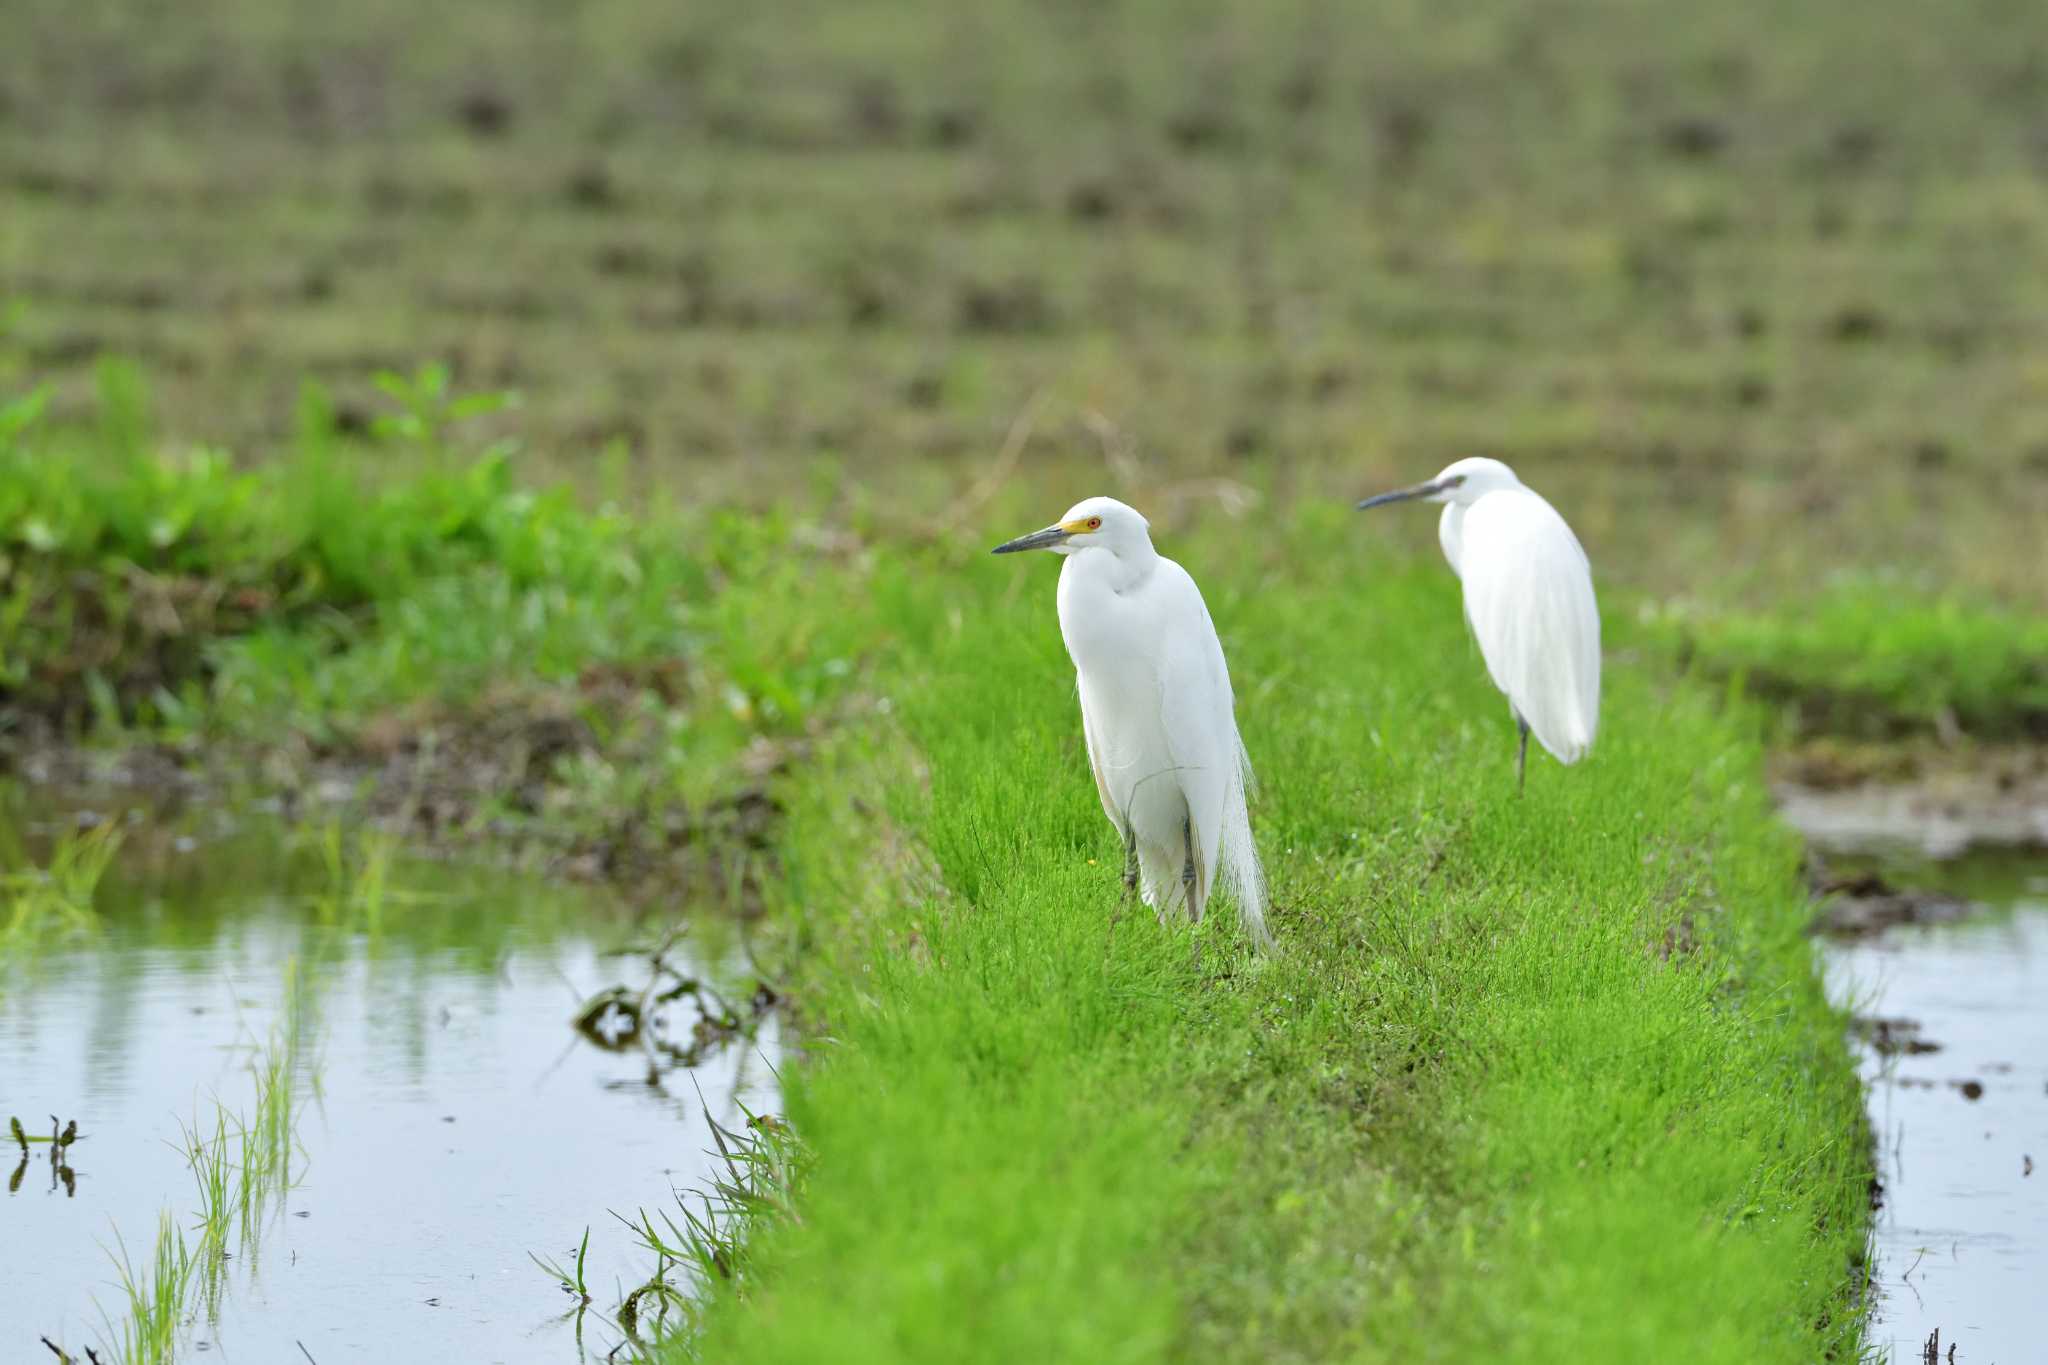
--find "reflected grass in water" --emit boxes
[1,824,121,953]
[304,822,445,933]
[100,960,312,1359]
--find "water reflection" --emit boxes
[571,926,781,1087]
[1808,837,2048,1363]
[7,1117,81,1198]
[0,797,778,1362]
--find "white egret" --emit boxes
[1356,458,1600,790]
[993,497,1271,949]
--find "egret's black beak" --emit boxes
[1356,477,1456,511]
[991,525,1069,554]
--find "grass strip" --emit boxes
[680,504,1872,1362]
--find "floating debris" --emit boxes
[7,1115,84,1198]
[570,926,779,1085]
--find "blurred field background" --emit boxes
[4,0,2046,602]
[9,5,2046,1358]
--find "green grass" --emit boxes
[304,821,455,932]
[520,1105,803,1359]
[669,503,1872,1362]
[529,1226,594,1307]
[0,364,712,734]
[0,367,876,874]
[98,1212,194,1365]
[177,1109,238,1319]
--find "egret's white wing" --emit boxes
[1075,673,1121,826]
[1152,560,1270,945]
[1153,568,1228,903]
[1457,489,1601,764]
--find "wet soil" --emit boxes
[1809,869,1976,940]
[1775,743,2048,860]
[1,702,796,905]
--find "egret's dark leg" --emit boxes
[1515,715,1530,796]
[1181,812,1198,923]
[1106,815,1138,948]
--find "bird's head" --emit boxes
[1356,456,1520,511]
[991,496,1150,556]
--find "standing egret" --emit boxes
[993,498,1271,949]
[1355,458,1600,791]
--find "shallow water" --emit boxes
[1809,834,2048,1362]
[1,804,777,1362]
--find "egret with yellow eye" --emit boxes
[993,497,1271,948]
[1357,458,1600,791]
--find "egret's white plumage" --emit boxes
[1359,458,1600,783]
[993,497,1270,948]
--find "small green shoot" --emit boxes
[529,1225,593,1306]
[97,960,312,1355]
[614,1105,804,1349]
[370,362,518,449]
[97,1213,193,1365]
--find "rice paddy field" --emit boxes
[3,0,2045,1361]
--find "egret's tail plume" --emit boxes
[1220,742,1272,951]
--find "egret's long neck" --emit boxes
[1067,538,1158,594]
[1437,503,1466,579]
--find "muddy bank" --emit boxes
[1789,744,2048,935]
[1807,869,1975,939]
[1778,742,2048,860]
[1,696,803,904]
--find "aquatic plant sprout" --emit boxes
[96,1212,193,1365]
[90,961,311,1358]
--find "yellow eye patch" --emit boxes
[1059,515,1104,534]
